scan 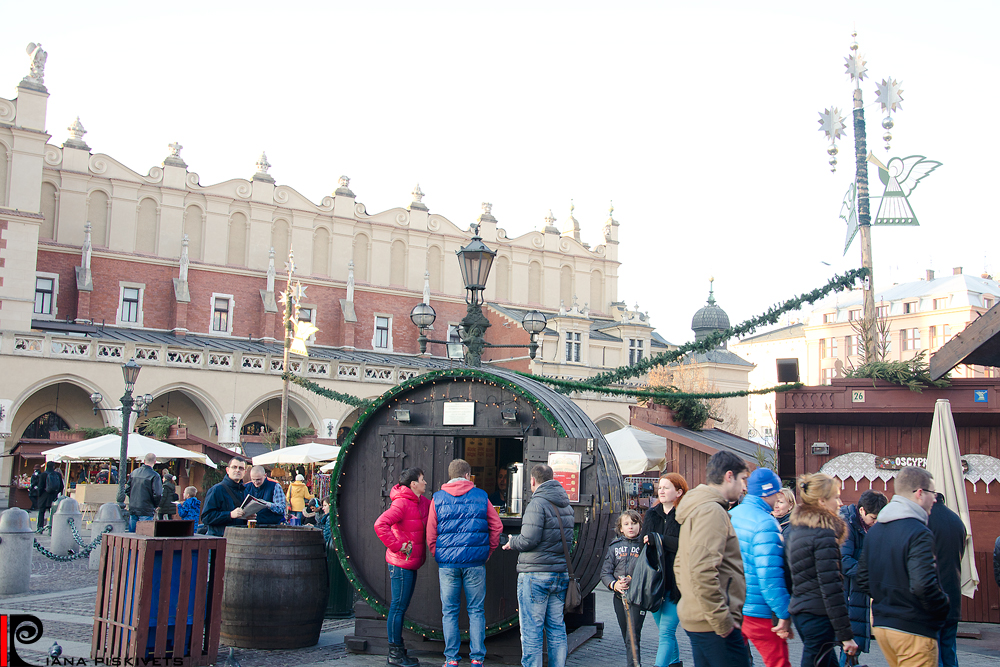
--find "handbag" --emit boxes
[545,500,582,614]
[627,533,665,612]
[815,645,866,667]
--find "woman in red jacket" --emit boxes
[374,468,430,667]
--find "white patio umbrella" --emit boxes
[252,442,341,466]
[42,433,217,468]
[604,427,667,475]
[925,398,979,597]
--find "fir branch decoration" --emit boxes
[514,373,803,401]
[284,373,372,408]
[844,351,950,392]
[651,389,712,430]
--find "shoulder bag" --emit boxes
[545,499,582,614]
[627,532,665,612]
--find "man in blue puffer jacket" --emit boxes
[427,458,503,667]
[730,468,792,667]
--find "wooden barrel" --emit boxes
[330,367,624,640]
[220,526,329,648]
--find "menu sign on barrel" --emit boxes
[548,451,582,503]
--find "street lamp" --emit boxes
[91,358,152,507]
[409,223,550,365]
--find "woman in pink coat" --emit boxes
[374,467,430,667]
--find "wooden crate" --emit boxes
[91,534,226,666]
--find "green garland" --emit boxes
[326,367,568,639]
[543,268,869,389]
[513,374,803,401]
[283,373,373,408]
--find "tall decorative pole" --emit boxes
[277,245,318,448]
[820,30,905,362]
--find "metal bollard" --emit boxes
[89,503,128,570]
[50,497,84,557]
[0,508,34,595]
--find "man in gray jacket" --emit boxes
[125,452,162,532]
[502,463,575,667]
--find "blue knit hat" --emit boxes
[747,468,782,497]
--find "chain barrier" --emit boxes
[32,520,113,563]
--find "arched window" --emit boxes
[227,212,248,266]
[427,246,442,292]
[136,198,158,254]
[494,255,511,302]
[183,205,204,260]
[390,240,406,286]
[88,190,110,247]
[560,265,573,307]
[22,411,70,439]
[272,219,290,266]
[313,227,330,276]
[528,261,542,305]
[39,182,57,240]
[241,421,270,436]
[353,235,370,282]
[590,269,604,313]
[0,143,9,206]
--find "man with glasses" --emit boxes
[839,489,888,664]
[857,466,950,667]
[201,457,249,536]
[246,465,286,524]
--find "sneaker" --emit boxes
[442,662,460,667]
[471,661,484,667]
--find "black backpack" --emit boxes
[44,471,63,494]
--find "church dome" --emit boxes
[691,278,730,344]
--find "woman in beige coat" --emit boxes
[285,473,314,519]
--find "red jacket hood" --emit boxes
[390,483,421,503]
[439,479,477,497]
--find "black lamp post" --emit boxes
[91,358,152,507]
[410,225,547,365]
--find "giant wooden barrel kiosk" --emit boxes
[332,367,624,662]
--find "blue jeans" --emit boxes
[938,618,958,667]
[387,564,417,645]
[128,514,155,532]
[439,565,486,662]
[652,598,680,666]
[516,572,569,667]
[791,613,837,667]
[685,627,750,667]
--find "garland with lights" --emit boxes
[326,368,568,639]
[515,375,803,401]
[284,373,373,408]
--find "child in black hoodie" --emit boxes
[601,509,646,667]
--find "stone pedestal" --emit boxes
[0,508,34,595]
[50,496,84,556]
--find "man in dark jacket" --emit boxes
[502,463,575,667]
[246,465,287,524]
[201,457,248,536]
[125,453,162,532]
[928,493,966,667]
[427,458,502,667]
[839,489,887,660]
[28,465,42,511]
[857,466,950,666]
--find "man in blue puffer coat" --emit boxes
[427,458,503,667]
[730,468,792,667]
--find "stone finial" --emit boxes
[423,270,431,305]
[347,260,355,302]
[64,117,90,150]
[81,223,93,272]
[482,202,492,215]
[562,199,581,241]
[412,184,424,203]
[164,142,187,168]
[543,209,559,234]
[335,175,355,197]
[22,42,47,89]
[256,152,271,174]
[179,234,190,282]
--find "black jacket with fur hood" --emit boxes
[784,503,853,642]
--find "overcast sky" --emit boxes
[5,1,997,344]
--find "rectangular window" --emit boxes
[944,324,952,342]
[298,307,314,323]
[845,335,859,357]
[876,305,890,319]
[903,302,917,314]
[34,277,54,315]
[928,326,937,349]
[820,337,838,359]
[629,339,643,366]
[986,297,995,310]
[120,287,140,323]
[848,309,861,321]
[565,332,581,362]
[374,316,390,349]
[823,313,835,324]
[901,328,920,351]
[212,298,230,332]
[822,368,835,385]
[933,298,948,310]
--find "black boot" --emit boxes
[387,643,419,667]
[668,663,683,667]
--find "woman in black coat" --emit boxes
[785,473,857,667]
[28,465,42,511]
[36,461,63,529]
[639,472,688,667]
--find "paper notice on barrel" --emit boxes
[239,495,268,518]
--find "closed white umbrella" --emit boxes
[605,427,667,474]
[252,442,341,466]
[925,398,979,597]
[42,433,217,468]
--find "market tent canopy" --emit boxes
[604,426,667,474]
[42,433,217,468]
[252,442,341,466]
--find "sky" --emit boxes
[5,1,998,344]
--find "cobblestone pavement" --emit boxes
[4,531,998,666]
